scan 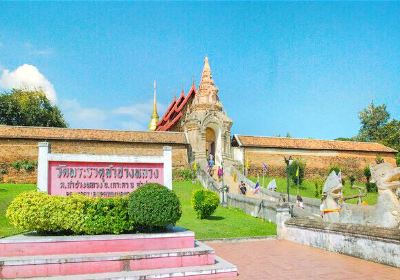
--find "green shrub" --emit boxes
[287,160,305,185]
[6,192,132,235]
[314,182,320,198]
[366,182,377,193]
[0,163,8,175]
[375,155,384,164]
[396,152,400,167]
[328,165,341,176]
[6,191,66,233]
[85,196,132,234]
[10,160,37,172]
[180,168,196,180]
[349,175,356,186]
[364,166,371,183]
[191,189,219,219]
[128,183,182,232]
[173,167,197,181]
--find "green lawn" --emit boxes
[0,184,36,237]
[1,181,276,239]
[174,180,276,239]
[251,176,377,205]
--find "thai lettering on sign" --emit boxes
[48,161,164,197]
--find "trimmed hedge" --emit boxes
[6,183,181,235]
[128,183,182,232]
[191,189,219,219]
[6,192,131,234]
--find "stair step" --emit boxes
[23,256,238,280]
[0,242,215,279]
[0,227,195,257]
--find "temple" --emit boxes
[151,57,397,176]
[156,57,233,167]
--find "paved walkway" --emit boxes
[206,239,400,280]
[212,169,258,198]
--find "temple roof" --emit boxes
[232,134,397,153]
[0,125,188,144]
[156,84,197,131]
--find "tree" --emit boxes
[379,119,400,152]
[0,89,67,127]
[334,137,355,141]
[288,159,306,185]
[357,102,390,142]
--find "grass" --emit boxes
[0,184,36,237]
[174,180,276,239]
[251,176,378,205]
[0,181,276,239]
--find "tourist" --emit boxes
[296,195,304,209]
[239,181,247,195]
[208,156,214,169]
[208,153,214,165]
[217,166,223,181]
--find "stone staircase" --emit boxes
[0,229,237,279]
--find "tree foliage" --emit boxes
[357,102,390,142]
[288,160,306,185]
[352,102,400,166]
[0,89,67,127]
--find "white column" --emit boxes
[163,146,173,190]
[37,142,50,193]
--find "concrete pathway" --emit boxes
[212,169,258,198]
[206,239,400,280]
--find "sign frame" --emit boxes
[37,142,173,194]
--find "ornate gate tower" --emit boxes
[183,57,233,167]
[156,57,233,167]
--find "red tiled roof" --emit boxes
[156,85,197,131]
[233,134,397,153]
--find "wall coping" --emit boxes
[0,227,193,244]
[0,125,188,145]
[285,217,400,243]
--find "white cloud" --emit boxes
[61,99,107,129]
[113,100,166,131]
[24,42,54,56]
[0,64,57,103]
[60,99,166,131]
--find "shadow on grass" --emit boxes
[205,216,224,221]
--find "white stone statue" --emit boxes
[321,171,343,223]
[367,163,400,228]
[322,163,400,228]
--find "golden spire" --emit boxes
[148,80,159,131]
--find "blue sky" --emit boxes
[0,2,399,139]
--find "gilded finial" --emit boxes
[148,80,159,131]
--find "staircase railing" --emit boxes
[196,168,227,204]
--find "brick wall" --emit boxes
[244,147,396,180]
[0,138,189,184]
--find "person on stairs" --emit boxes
[239,181,247,195]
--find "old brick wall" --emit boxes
[0,138,189,184]
[244,147,396,180]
